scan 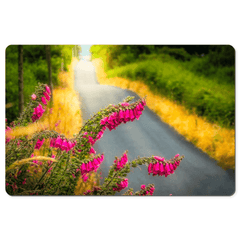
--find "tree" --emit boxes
[18,45,24,115]
[45,45,53,103]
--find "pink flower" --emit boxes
[159,163,164,175]
[50,138,56,147]
[149,187,155,195]
[124,109,130,122]
[89,147,96,154]
[43,91,50,101]
[45,85,51,95]
[141,185,146,190]
[72,174,76,178]
[142,98,146,106]
[138,103,144,111]
[88,136,95,145]
[129,109,135,121]
[113,178,128,191]
[121,102,130,107]
[175,154,180,158]
[55,136,62,148]
[31,94,37,100]
[119,110,125,121]
[61,139,69,151]
[32,160,38,164]
[153,162,160,176]
[100,117,108,126]
[67,141,74,150]
[41,97,47,105]
[148,163,153,174]
[32,104,45,122]
[80,163,87,175]
[96,130,104,140]
[154,156,164,161]
[114,152,128,170]
[82,174,89,182]
[35,138,45,150]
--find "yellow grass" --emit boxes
[6,156,57,172]
[92,58,235,170]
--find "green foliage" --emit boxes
[5,45,76,123]
[90,45,235,128]
[106,58,234,128]
[184,46,235,85]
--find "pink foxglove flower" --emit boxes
[141,185,146,190]
[55,136,62,148]
[5,126,12,132]
[175,154,180,158]
[149,187,155,195]
[31,94,37,100]
[41,97,47,105]
[45,85,51,95]
[154,156,164,161]
[61,139,69,151]
[34,138,45,150]
[82,174,89,182]
[89,147,96,154]
[32,104,45,122]
[121,102,130,107]
[88,136,95,145]
[114,152,128,170]
[43,91,50,101]
[113,178,128,191]
[50,138,56,147]
[148,163,153,174]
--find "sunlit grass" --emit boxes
[92,58,235,170]
[7,57,99,194]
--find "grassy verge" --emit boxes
[8,57,99,194]
[92,58,235,170]
[106,57,234,129]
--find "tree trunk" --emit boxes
[45,45,53,102]
[18,45,24,115]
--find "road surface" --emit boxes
[74,59,235,196]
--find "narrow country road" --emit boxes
[74,59,235,196]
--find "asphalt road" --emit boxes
[74,59,235,196]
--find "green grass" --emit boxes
[106,57,235,128]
